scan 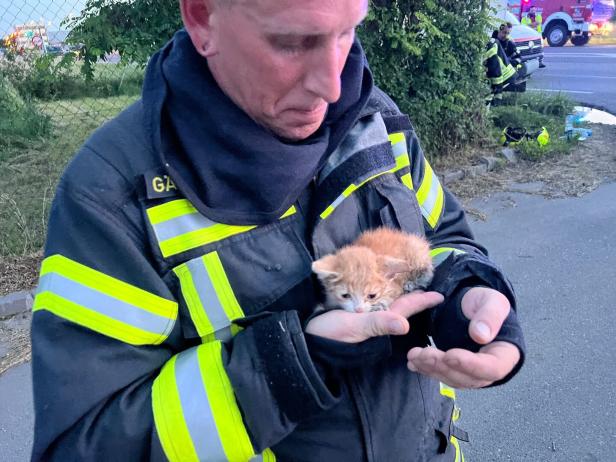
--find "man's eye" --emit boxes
[341,293,351,299]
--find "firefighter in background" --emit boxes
[522,6,543,34]
[484,35,518,106]
[492,23,522,66]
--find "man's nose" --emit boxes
[304,42,344,104]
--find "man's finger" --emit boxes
[389,291,444,319]
[443,342,520,382]
[461,287,510,344]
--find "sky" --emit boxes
[1,0,86,38]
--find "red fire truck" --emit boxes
[508,0,595,46]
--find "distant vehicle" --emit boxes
[45,45,64,56]
[591,0,615,36]
[507,0,594,47]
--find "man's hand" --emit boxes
[305,291,444,343]
[405,286,520,389]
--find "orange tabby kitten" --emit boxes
[312,227,434,313]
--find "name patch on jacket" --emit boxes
[144,169,180,199]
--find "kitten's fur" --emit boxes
[312,227,433,313]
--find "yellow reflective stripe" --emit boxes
[320,133,411,220]
[416,159,444,228]
[452,406,461,422]
[450,436,462,462]
[203,252,244,321]
[430,247,465,267]
[484,43,498,59]
[147,199,198,225]
[39,255,176,318]
[261,449,277,461]
[149,200,296,258]
[153,343,269,462]
[199,341,255,461]
[401,172,414,191]
[160,223,258,259]
[174,251,245,343]
[33,292,170,345]
[280,205,297,219]
[152,355,199,462]
[440,382,457,400]
[173,264,216,338]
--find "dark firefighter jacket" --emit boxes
[491,31,523,66]
[31,33,526,462]
[484,38,517,90]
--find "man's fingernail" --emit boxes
[475,321,491,340]
[388,320,405,335]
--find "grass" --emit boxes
[489,91,578,161]
[0,95,138,256]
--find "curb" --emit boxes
[0,290,35,318]
[441,152,512,186]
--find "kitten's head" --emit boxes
[312,246,408,313]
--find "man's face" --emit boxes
[498,27,510,40]
[203,0,369,141]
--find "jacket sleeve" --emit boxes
[31,151,337,461]
[401,125,526,382]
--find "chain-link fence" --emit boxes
[1,0,159,130]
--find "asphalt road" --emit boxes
[458,182,616,461]
[528,45,616,114]
[1,182,616,461]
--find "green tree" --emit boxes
[66,0,492,157]
[359,0,492,157]
[64,0,182,79]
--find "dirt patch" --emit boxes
[447,123,616,203]
[0,251,42,296]
[0,311,31,375]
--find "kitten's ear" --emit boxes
[380,256,410,280]
[312,256,340,282]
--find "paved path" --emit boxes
[0,362,32,461]
[458,182,616,461]
[528,45,616,114]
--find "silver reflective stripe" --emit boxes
[214,326,233,343]
[37,273,173,337]
[391,138,407,158]
[187,258,232,335]
[153,213,216,242]
[330,194,346,210]
[175,349,228,462]
[250,455,264,462]
[421,169,442,218]
[432,249,464,267]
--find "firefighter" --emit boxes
[484,36,518,105]
[492,23,523,66]
[31,0,526,461]
[522,6,543,34]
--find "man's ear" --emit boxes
[180,0,219,58]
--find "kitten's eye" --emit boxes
[367,293,377,300]
[341,293,351,299]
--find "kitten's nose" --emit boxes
[354,305,368,313]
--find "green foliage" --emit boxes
[359,0,493,158]
[0,96,130,256]
[490,93,576,161]
[0,76,51,150]
[64,0,182,78]
[0,52,143,101]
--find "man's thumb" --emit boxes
[364,312,409,337]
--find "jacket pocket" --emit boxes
[172,217,314,342]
